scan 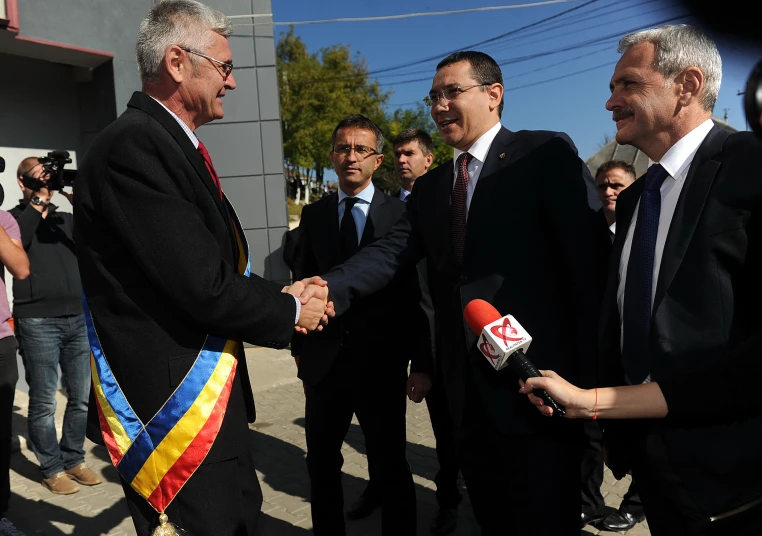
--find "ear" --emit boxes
[424,152,434,170]
[373,153,384,171]
[677,66,704,107]
[165,45,187,84]
[488,83,504,113]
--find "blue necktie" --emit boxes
[622,164,669,384]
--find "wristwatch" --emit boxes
[30,196,45,207]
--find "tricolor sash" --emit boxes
[84,197,251,525]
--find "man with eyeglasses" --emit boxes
[73,1,330,535]
[295,51,605,535]
[291,114,432,536]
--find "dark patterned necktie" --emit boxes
[621,164,669,384]
[197,140,223,199]
[339,197,360,262]
[452,152,472,263]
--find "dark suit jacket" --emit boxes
[74,91,296,464]
[599,126,762,516]
[324,127,606,437]
[292,188,432,385]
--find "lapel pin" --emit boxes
[499,152,506,159]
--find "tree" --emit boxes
[277,27,389,202]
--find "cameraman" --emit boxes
[10,157,100,495]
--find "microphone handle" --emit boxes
[508,350,566,418]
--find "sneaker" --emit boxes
[0,516,27,535]
[65,464,102,486]
[42,472,80,495]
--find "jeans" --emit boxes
[16,315,90,479]
[0,335,18,514]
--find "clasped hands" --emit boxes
[282,276,334,334]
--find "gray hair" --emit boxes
[618,24,722,112]
[136,0,233,85]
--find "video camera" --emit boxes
[21,150,76,192]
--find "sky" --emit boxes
[248,0,762,178]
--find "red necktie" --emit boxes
[452,152,471,263]
[197,140,223,199]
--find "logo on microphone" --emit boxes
[490,317,523,344]
[479,334,499,361]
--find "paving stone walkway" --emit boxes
[6,348,649,535]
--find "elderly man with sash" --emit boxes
[74,2,329,535]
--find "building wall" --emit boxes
[1,0,290,283]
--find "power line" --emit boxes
[229,0,579,26]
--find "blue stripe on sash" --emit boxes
[83,299,143,444]
[116,336,227,483]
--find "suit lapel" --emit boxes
[128,93,235,239]
[316,193,342,269]
[463,127,516,260]
[359,187,385,248]
[430,161,460,273]
[652,126,728,314]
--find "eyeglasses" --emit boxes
[423,84,489,107]
[179,46,234,78]
[331,145,380,160]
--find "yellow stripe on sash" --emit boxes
[91,354,133,457]
[131,340,238,499]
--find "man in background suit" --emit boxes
[292,114,430,536]
[296,51,605,535]
[347,128,462,535]
[392,128,435,202]
[74,2,327,535]
[581,160,643,532]
[600,24,762,535]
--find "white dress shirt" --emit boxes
[337,181,375,246]
[399,188,411,202]
[452,121,502,216]
[617,118,714,351]
[151,96,302,324]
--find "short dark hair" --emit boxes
[595,160,636,181]
[436,51,504,117]
[331,114,384,153]
[391,128,434,156]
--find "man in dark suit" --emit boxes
[74,2,328,535]
[295,51,605,535]
[392,128,435,202]
[600,24,762,535]
[292,114,431,536]
[347,127,462,535]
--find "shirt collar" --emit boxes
[399,188,411,200]
[149,96,199,149]
[338,180,375,205]
[453,121,502,165]
[649,118,714,182]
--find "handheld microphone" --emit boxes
[464,299,566,418]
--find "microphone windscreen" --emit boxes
[464,299,501,335]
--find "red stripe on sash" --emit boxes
[94,382,124,466]
[146,364,236,513]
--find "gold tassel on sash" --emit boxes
[151,513,181,536]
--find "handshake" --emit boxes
[282,276,334,334]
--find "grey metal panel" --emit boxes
[267,226,290,284]
[199,122,263,177]
[264,174,288,228]
[256,67,281,121]
[222,176,268,229]
[244,228,270,278]
[254,36,276,67]
[260,120,285,175]
[230,34,256,69]
[218,68,260,123]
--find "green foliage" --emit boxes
[277,28,454,197]
[277,26,390,189]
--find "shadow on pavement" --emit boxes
[7,491,130,535]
